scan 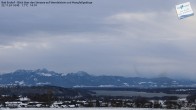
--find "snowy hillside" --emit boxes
[0,69,195,88]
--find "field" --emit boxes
[0,108,179,110]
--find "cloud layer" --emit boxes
[0,0,196,79]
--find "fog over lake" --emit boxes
[92,90,188,98]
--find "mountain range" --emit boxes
[0,69,195,88]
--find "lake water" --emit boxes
[92,90,188,98]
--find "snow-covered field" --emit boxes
[0,108,178,110]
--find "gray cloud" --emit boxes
[0,0,196,79]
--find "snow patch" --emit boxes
[37,73,52,77]
[15,81,25,85]
[138,82,146,85]
[123,83,129,86]
[34,78,37,81]
[99,85,115,87]
[36,82,50,85]
[0,108,175,110]
[61,73,67,76]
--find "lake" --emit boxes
[92,90,188,98]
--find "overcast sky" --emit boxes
[0,0,196,79]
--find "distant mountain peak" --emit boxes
[13,69,33,75]
[66,71,90,77]
[13,68,51,73]
[34,68,50,73]
[0,69,196,88]
[76,71,90,76]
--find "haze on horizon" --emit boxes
[0,0,196,80]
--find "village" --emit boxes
[0,95,196,109]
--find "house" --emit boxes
[27,102,43,108]
[67,104,75,108]
[178,98,188,107]
[5,101,21,108]
[19,96,30,102]
[100,102,109,107]
[51,101,63,108]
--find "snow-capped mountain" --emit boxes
[0,69,195,88]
